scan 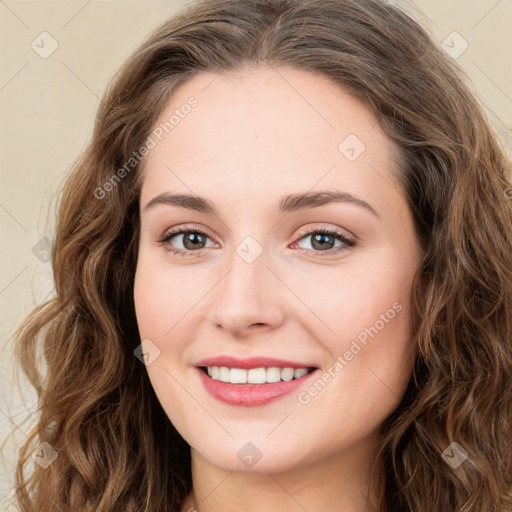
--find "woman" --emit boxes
[12,0,512,510]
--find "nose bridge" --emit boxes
[218,237,271,309]
[207,234,285,334]
[219,228,270,290]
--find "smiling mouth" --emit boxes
[199,366,317,385]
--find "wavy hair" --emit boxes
[9,0,512,510]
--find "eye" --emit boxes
[156,225,217,257]
[155,225,356,258]
[292,227,356,256]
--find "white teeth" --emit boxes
[205,366,313,384]
[281,367,295,381]
[294,368,309,379]
[229,368,247,384]
[266,367,281,383]
[247,367,267,384]
[219,366,230,382]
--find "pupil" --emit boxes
[312,233,333,250]
[184,232,205,249]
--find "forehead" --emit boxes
[139,65,402,215]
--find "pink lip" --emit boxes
[195,356,316,370]
[194,356,318,407]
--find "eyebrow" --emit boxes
[143,190,379,217]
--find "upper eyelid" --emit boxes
[160,224,351,239]
[160,225,212,241]
[294,224,354,240]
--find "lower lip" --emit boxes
[196,368,317,406]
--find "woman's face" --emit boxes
[134,66,422,473]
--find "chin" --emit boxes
[191,438,309,474]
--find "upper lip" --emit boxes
[195,356,317,370]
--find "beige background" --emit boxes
[1,0,511,507]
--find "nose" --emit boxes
[207,242,286,337]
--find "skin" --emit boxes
[133,65,423,512]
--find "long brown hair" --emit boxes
[9,0,512,510]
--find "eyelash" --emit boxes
[155,225,356,258]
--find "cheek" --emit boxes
[284,247,416,349]
[292,253,416,431]
[133,268,170,339]
[133,253,211,385]
[133,250,200,341]
[133,261,197,421]
[288,248,416,410]
[291,304,414,459]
